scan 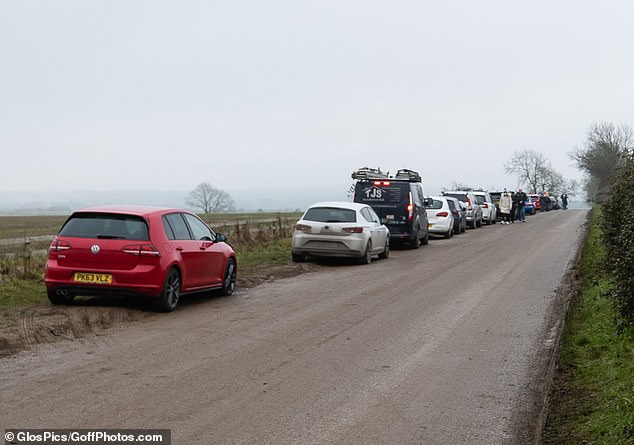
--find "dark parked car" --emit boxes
[444,195,466,234]
[44,205,237,312]
[353,167,430,248]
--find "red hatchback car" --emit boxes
[44,205,237,312]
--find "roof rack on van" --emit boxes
[351,167,390,180]
[351,166,422,182]
[394,168,421,182]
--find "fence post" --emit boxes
[23,238,32,277]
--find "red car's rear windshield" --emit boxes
[59,212,150,241]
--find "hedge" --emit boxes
[601,156,634,331]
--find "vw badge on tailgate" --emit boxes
[91,244,101,254]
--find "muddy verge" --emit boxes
[0,261,321,358]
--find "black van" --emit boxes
[352,168,430,248]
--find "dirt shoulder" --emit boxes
[0,261,321,358]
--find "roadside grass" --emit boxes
[0,255,48,313]
[235,237,292,274]
[543,209,634,444]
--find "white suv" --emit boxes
[474,191,497,225]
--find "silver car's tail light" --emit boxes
[295,224,312,233]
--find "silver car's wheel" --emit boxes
[378,239,390,259]
[359,241,372,264]
[292,252,306,262]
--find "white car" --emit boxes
[425,196,455,238]
[474,191,497,225]
[292,201,390,264]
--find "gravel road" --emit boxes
[0,209,588,444]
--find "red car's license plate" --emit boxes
[73,272,112,284]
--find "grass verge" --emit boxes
[543,208,634,444]
[0,254,47,312]
[236,238,293,274]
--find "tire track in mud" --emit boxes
[20,311,35,351]
[1,305,154,357]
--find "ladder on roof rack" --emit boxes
[395,168,422,182]
[351,167,390,180]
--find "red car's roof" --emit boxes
[74,205,184,217]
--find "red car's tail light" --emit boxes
[121,244,161,256]
[436,211,449,217]
[49,239,71,253]
[295,224,312,233]
[343,227,364,233]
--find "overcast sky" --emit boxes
[2,1,633,206]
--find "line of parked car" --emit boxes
[41,170,561,312]
[291,167,560,265]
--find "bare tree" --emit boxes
[446,181,473,191]
[565,178,580,196]
[539,167,565,195]
[504,149,552,193]
[186,182,235,213]
[570,121,634,202]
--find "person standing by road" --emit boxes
[499,189,513,224]
[540,193,548,212]
[515,188,528,222]
[561,193,569,210]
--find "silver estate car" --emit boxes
[292,201,390,264]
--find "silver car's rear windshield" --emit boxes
[303,208,357,223]
[443,193,468,203]
[59,213,150,240]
